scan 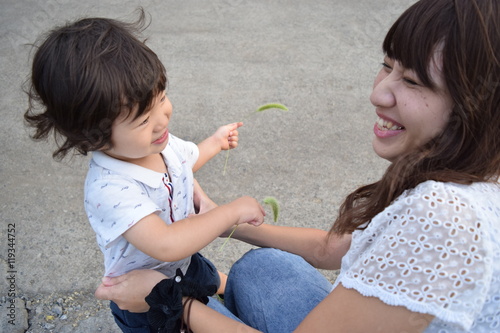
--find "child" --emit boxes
[24,10,265,332]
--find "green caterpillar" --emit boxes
[263,196,280,222]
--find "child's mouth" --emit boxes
[153,129,169,144]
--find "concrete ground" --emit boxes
[1,0,415,331]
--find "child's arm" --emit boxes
[193,122,243,172]
[122,195,264,263]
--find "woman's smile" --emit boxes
[373,116,405,138]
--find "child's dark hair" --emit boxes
[24,9,167,160]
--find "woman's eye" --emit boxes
[381,62,393,72]
[381,62,392,69]
[403,77,419,86]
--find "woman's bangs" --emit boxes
[382,0,453,88]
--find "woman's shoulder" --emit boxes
[370,180,500,244]
[411,179,500,193]
[398,180,500,213]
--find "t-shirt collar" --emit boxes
[91,151,165,188]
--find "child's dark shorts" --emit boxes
[110,252,220,333]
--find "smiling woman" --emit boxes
[370,54,454,162]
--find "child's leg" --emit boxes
[184,253,221,292]
[217,271,228,294]
[110,301,151,333]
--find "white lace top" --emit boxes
[332,180,500,332]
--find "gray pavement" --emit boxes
[1,0,415,331]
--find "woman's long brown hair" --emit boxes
[331,0,500,235]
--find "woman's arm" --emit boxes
[192,180,350,269]
[229,223,351,270]
[183,300,260,333]
[94,269,260,331]
[295,285,434,333]
[185,287,433,333]
[95,271,432,332]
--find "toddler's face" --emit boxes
[104,91,172,166]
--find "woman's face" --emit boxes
[370,53,454,161]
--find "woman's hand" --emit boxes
[95,269,167,313]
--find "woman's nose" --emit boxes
[370,71,396,108]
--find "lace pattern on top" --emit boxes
[333,181,500,332]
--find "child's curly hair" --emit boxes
[24,9,167,160]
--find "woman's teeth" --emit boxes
[377,117,404,131]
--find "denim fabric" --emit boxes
[206,296,243,322]
[110,252,220,332]
[224,248,333,333]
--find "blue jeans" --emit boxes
[110,253,220,333]
[223,248,333,333]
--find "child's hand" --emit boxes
[229,196,266,227]
[214,122,243,151]
[194,122,243,173]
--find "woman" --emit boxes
[96,0,500,331]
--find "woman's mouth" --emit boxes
[153,129,169,144]
[376,117,404,131]
[373,117,404,138]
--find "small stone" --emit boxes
[44,323,56,330]
[52,305,63,316]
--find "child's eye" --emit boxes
[140,117,149,125]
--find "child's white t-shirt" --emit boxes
[84,134,199,278]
